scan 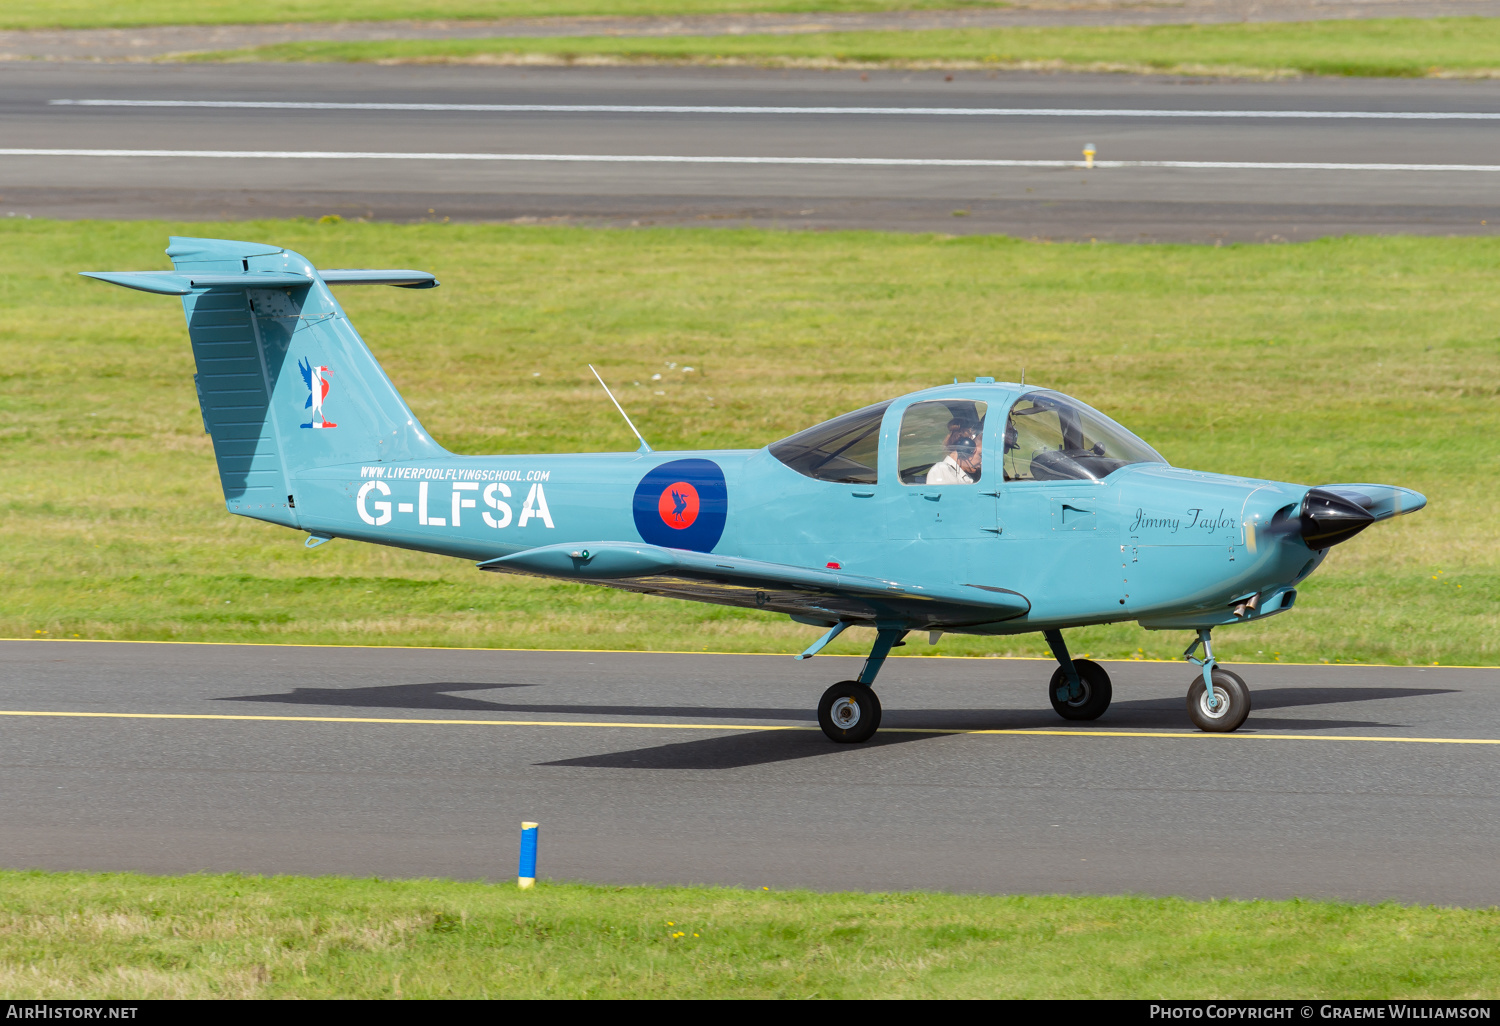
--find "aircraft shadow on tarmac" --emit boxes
[216,682,1457,768]
[541,728,934,770]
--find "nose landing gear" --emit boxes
[1184,628,1250,732]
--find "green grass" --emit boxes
[1,0,999,32]
[193,18,1500,79]
[2,219,1495,664]
[4,870,1500,997]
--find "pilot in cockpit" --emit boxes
[925,416,983,485]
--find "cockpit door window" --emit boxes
[898,399,988,485]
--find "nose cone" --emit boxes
[1300,487,1376,549]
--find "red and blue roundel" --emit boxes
[633,458,727,552]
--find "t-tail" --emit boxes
[83,236,445,529]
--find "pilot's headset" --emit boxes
[947,418,980,459]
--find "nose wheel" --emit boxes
[1187,668,1251,732]
[1183,628,1251,732]
[818,681,882,743]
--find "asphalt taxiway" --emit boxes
[2,61,1498,240]
[3,639,1497,905]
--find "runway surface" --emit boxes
[4,61,1499,239]
[3,639,1499,905]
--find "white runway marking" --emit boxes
[49,99,1500,121]
[5,147,1500,172]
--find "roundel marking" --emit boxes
[633,458,727,552]
[658,481,701,530]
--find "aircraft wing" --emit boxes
[478,542,1029,630]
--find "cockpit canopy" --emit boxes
[1004,390,1165,482]
[768,388,1165,485]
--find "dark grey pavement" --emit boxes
[2,639,1497,905]
[3,61,1498,240]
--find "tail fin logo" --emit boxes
[298,357,337,429]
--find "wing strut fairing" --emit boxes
[480,542,1030,631]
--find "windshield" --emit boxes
[1004,391,1166,482]
[769,401,891,484]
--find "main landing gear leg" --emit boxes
[816,626,905,744]
[1184,628,1251,732]
[1043,629,1112,721]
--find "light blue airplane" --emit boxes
[85,237,1426,741]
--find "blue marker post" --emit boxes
[518,821,539,890]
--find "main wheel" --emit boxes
[1186,668,1251,732]
[1048,658,1112,721]
[818,680,882,743]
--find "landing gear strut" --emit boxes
[810,624,904,743]
[1184,628,1251,732]
[1043,629,1112,721]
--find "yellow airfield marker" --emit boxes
[518,822,539,890]
[0,708,1497,746]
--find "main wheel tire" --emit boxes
[1048,659,1113,721]
[818,680,882,743]
[1186,669,1251,732]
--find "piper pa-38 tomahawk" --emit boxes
[86,237,1426,741]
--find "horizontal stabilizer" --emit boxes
[321,270,439,289]
[81,270,314,294]
[81,269,438,294]
[481,542,1030,630]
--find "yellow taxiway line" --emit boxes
[0,708,1497,746]
[5,636,1496,671]
[0,710,789,731]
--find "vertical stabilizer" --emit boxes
[157,237,447,526]
[84,237,446,527]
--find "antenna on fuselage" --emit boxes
[589,364,653,454]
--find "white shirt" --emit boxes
[925,453,975,485]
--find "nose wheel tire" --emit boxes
[818,681,882,744]
[1048,659,1112,721]
[1187,669,1251,732]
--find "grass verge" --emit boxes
[3,870,1500,997]
[1,220,1495,664]
[5,0,999,32]
[187,18,1500,79]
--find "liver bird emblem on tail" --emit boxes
[299,357,336,429]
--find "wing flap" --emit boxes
[480,542,1029,629]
